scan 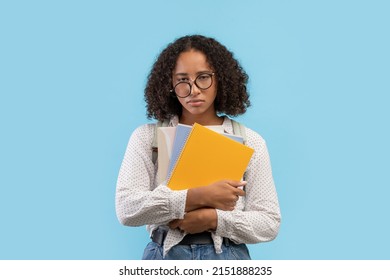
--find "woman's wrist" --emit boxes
[185,187,208,212]
[206,208,218,231]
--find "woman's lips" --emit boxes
[187,99,205,106]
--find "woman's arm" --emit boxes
[185,180,246,212]
[170,129,281,242]
[215,130,281,243]
[115,124,187,226]
[116,124,262,230]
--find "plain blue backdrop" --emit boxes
[1,0,389,259]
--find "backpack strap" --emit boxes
[152,120,170,164]
[231,119,248,181]
[231,119,247,145]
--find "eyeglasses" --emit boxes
[170,72,215,98]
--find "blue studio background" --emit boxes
[1,0,389,260]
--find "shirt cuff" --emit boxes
[167,188,187,220]
[215,209,231,237]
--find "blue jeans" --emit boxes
[142,241,251,260]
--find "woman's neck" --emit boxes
[179,114,224,126]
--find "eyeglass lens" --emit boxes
[174,73,213,98]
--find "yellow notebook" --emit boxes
[167,123,254,190]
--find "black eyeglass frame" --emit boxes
[170,72,215,98]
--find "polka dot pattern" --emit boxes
[115,116,281,256]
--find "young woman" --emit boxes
[116,35,281,260]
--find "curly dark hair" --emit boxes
[144,35,251,121]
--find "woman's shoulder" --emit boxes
[129,122,157,143]
[224,117,266,149]
[241,124,267,150]
[133,122,156,132]
[129,117,177,143]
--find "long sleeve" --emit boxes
[116,118,281,256]
[115,123,187,227]
[215,127,281,244]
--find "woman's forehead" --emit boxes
[173,50,212,74]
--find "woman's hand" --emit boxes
[169,208,217,234]
[185,180,246,212]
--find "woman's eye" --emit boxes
[178,77,189,82]
[198,74,210,80]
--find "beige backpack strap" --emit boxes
[231,119,247,145]
[152,120,170,164]
[231,119,248,181]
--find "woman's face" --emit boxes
[172,49,217,119]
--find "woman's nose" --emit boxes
[190,82,201,96]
